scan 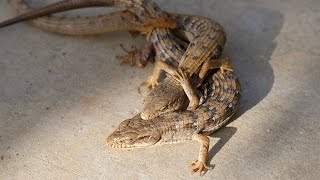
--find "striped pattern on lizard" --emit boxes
[107,69,240,175]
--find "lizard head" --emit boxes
[140,82,188,120]
[106,115,161,149]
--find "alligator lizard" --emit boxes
[107,69,240,175]
[0,0,231,120]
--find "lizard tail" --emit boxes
[1,0,114,28]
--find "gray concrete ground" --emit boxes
[0,0,319,179]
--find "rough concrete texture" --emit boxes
[0,0,319,179]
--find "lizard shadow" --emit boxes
[223,6,284,117]
[203,126,237,175]
[200,6,283,174]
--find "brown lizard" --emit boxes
[0,0,238,172]
[0,0,232,120]
[107,69,241,175]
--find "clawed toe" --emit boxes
[173,68,189,83]
[189,161,210,176]
[220,58,234,73]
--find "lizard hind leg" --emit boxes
[116,44,140,67]
[198,57,234,81]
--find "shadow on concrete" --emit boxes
[207,127,237,169]
[224,6,284,117]
[207,5,284,170]
[208,127,237,160]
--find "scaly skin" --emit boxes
[110,1,228,120]
[141,13,227,119]
[107,69,241,175]
[110,1,229,120]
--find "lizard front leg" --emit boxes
[174,58,234,110]
[141,58,177,89]
[189,133,210,176]
[173,69,200,110]
[141,58,200,110]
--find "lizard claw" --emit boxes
[189,161,211,176]
[220,57,234,73]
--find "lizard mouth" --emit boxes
[106,135,134,149]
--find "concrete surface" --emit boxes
[0,0,319,179]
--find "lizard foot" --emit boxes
[189,161,210,176]
[140,75,159,91]
[173,68,190,85]
[116,44,146,68]
[220,57,234,73]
